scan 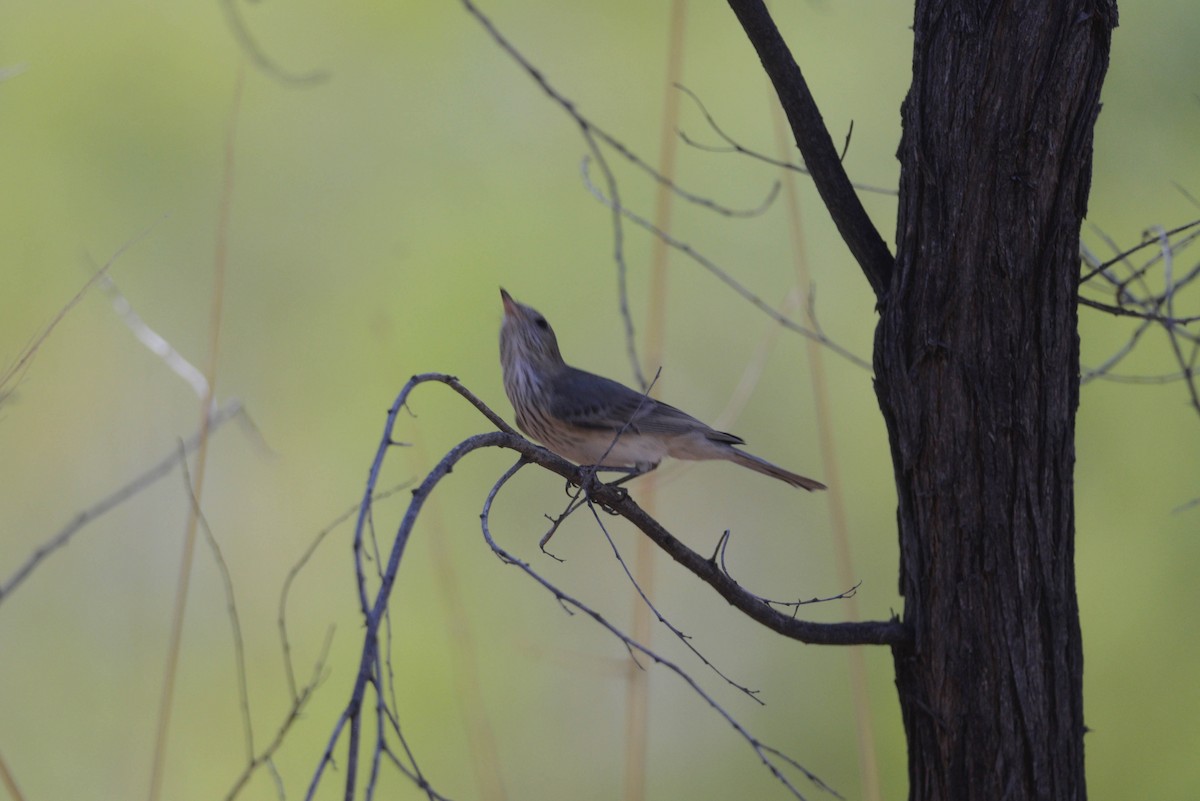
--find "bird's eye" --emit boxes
[534,317,549,330]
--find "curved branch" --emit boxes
[726,0,895,297]
[400,374,906,647]
[589,467,905,647]
[217,0,330,86]
[480,459,838,799]
[310,374,907,798]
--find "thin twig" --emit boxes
[217,0,330,85]
[0,219,163,396]
[1078,218,1200,285]
[0,400,244,606]
[675,84,896,197]
[1079,220,1200,424]
[726,0,894,295]
[278,481,413,701]
[481,460,839,800]
[223,628,334,801]
[582,157,873,371]
[177,445,254,762]
[585,502,765,704]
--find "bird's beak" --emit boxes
[500,287,519,318]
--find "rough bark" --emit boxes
[874,3,1117,799]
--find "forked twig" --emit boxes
[482,460,836,800]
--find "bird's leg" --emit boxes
[580,462,659,514]
[560,465,635,494]
[605,462,658,490]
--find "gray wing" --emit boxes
[547,367,744,444]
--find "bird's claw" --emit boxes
[567,466,628,513]
[597,482,628,513]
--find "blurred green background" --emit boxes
[1,1,1198,799]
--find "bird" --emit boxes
[498,288,826,491]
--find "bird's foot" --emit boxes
[573,465,630,514]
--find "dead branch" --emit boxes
[0,400,245,607]
[726,0,895,296]
[306,373,906,800]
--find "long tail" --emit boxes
[726,449,827,491]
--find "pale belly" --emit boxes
[533,425,671,470]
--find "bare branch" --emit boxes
[178,447,254,763]
[381,375,903,647]
[675,85,897,198]
[0,401,244,607]
[1078,296,1200,325]
[584,500,765,705]
[726,0,895,296]
[481,460,839,800]
[0,219,163,398]
[279,481,413,702]
[457,0,786,222]
[1079,220,1200,422]
[713,530,861,613]
[307,373,905,799]
[445,375,902,645]
[224,628,333,801]
[582,158,873,371]
[1078,218,1200,285]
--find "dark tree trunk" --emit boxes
[875,3,1117,799]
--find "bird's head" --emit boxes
[499,288,565,371]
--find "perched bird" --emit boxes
[498,288,826,491]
